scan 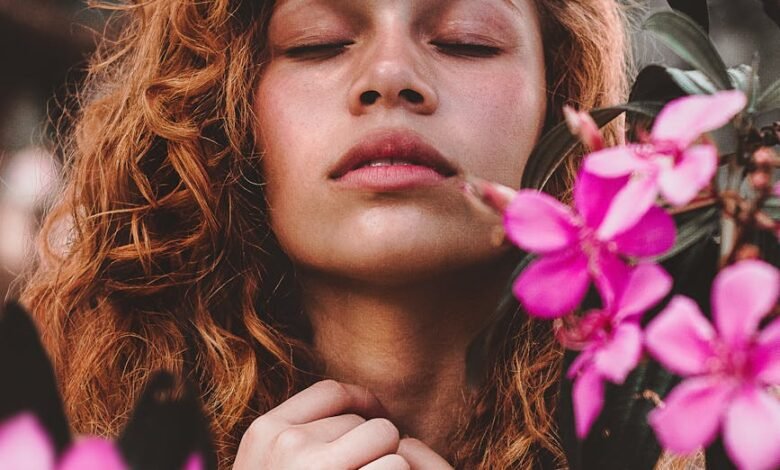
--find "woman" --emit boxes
[22,0,629,467]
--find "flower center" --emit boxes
[707,341,756,383]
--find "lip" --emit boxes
[329,130,458,190]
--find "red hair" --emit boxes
[22,1,630,467]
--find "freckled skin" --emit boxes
[255,0,547,284]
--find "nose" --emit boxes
[348,33,439,116]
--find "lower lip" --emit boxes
[334,165,449,191]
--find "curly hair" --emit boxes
[21,0,630,467]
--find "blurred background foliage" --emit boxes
[0,0,778,300]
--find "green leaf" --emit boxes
[630,65,687,104]
[643,11,732,91]
[522,102,664,191]
[667,0,710,32]
[757,77,780,111]
[654,207,720,262]
[638,65,750,99]
[666,67,717,95]
[727,64,754,94]
[763,196,780,220]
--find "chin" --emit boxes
[293,221,509,285]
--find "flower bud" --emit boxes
[735,244,760,261]
[753,146,776,165]
[750,171,770,191]
[563,106,605,151]
[461,176,517,215]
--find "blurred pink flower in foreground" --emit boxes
[504,171,675,318]
[563,263,672,438]
[0,413,124,470]
[583,90,746,238]
[645,260,780,470]
[0,412,203,470]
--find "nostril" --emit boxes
[360,90,381,105]
[400,89,423,104]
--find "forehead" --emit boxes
[270,0,534,21]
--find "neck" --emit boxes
[301,260,511,455]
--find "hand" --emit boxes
[396,438,453,470]
[233,380,451,469]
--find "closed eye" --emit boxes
[283,42,354,60]
[431,42,502,58]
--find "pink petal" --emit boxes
[596,172,660,240]
[183,453,204,470]
[59,438,126,470]
[615,263,673,322]
[645,296,717,376]
[713,260,779,349]
[0,413,55,470]
[572,366,605,439]
[611,206,676,258]
[657,144,718,206]
[648,376,735,454]
[563,106,605,151]
[567,347,595,379]
[513,250,590,318]
[774,181,780,198]
[592,323,643,383]
[574,170,629,229]
[754,318,780,385]
[652,91,747,148]
[722,387,780,470]
[504,191,579,254]
[591,251,632,312]
[582,146,645,178]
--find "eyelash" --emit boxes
[283,41,501,60]
[431,42,501,58]
[284,42,354,59]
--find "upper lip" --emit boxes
[329,130,459,179]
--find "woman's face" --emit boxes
[255,0,546,283]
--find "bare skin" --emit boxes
[302,258,514,455]
[236,0,547,466]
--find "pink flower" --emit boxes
[583,90,746,238]
[0,413,126,470]
[59,438,127,470]
[504,171,675,318]
[0,414,55,470]
[645,260,780,470]
[563,106,605,152]
[564,264,673,438]
[0,413,203,470]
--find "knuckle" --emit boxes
[383,454,411,470]
[317,379,352,403]
[370,418,400,442]
[398,437,423,450]
[314,379,350,399]
[242,415,276,445]
[313,379,342,392]
[273,427,309,452]
[342,413,366,426]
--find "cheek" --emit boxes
[254,71,330,203]
[449,64,546,187]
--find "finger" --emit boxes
[397,438,453,470]
[268,380,387,424]
[359,454,410,470]
[299,413,366,442]
[324,418,400,468]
